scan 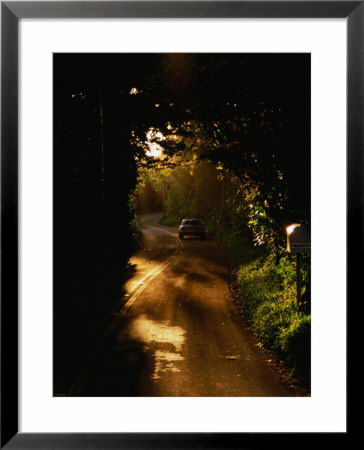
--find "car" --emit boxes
[178,218,206,239]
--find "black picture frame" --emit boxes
[1,1,356,448]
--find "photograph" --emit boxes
[53,53,311,398]
[2,0,355,445]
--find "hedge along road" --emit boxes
[70,213,293,397]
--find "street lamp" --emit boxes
[286,224,311,306]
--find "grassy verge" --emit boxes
[215,228,311,380]
[159,214,178,227]
[235,256,311,374]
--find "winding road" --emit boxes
[70,213,293,397]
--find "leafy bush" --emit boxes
[236,252,311,373]
[279,314,311,371]
[159,214,179,227]
[236,257,280,317]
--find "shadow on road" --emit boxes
[53,258,137,394]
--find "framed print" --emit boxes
[1,1,356,448]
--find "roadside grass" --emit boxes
[159,214,179,227]
[235,250,311,377]
[214,228,311,380]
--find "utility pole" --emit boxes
[286,224,311,308]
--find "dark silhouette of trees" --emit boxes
[53,54,162,376]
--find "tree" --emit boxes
[132,54,310,254]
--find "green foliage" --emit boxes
[159,214,178,227]
[236,257,280,317]
[215,228,263,265]
[278,314,311,370]
[236,253,311,373]
[275,253,311,299]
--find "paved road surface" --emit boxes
[70,213,293,397]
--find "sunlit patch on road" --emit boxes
[121,315,185,351]
[117,315,186,381]
[153,350,183,380]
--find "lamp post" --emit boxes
[286,224,311,307]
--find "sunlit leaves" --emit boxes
[129,87,142,95]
